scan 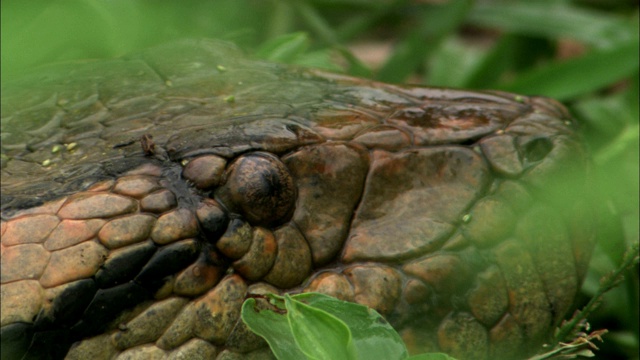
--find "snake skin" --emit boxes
[0,39,595,360]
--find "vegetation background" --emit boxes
[2,0,638,359]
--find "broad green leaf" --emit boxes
[498,38,639,99]
[376,0,473,83]
[2,0,142,77]
[254,32,310,63]
[427,37,483,87]
[468,2,636,48]
[1,0,273,78]
[406,353,458,360]
[241,298,307,360]
[285,294,356,360]
[291,293,408,360]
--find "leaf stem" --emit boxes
[554,243,639,344]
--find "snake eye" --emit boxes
[219,152,296,226]
[522,136,553,163]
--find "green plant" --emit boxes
[241,292,456,360]
[2,0,638,358]
[239,239,638,360]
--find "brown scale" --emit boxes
[0,39,596,360]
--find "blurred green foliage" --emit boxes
[2,0,638,358]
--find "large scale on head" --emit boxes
[0,39,595,359]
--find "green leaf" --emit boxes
[334,0,407,43]
[468,2,636,48]
[623,70,639,123]
[457,34,555,89]
[573,93,635,138]
[293,1,339,45]
[291,293,408,360]
[375,0,473,83]
[290,2,371,76]
[375,32,429,83]
[498,38,639,99]
[241,298,307,360]
[2,0,143,77]
[462,34,518,89]
[337,47,373,78]
[254,32,310,63]
[285,294,356,360]
[427,37,483,87]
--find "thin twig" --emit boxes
[528,243,639,359]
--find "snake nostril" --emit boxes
[182,155,227,190]
[522,137,553,163]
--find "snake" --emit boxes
[0,39,596,360]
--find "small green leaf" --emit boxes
[254,32,310,63]
[291,293,408,360]
[285,294,356,360]
[241,298,307,360]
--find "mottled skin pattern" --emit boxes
[0,39,595,360]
